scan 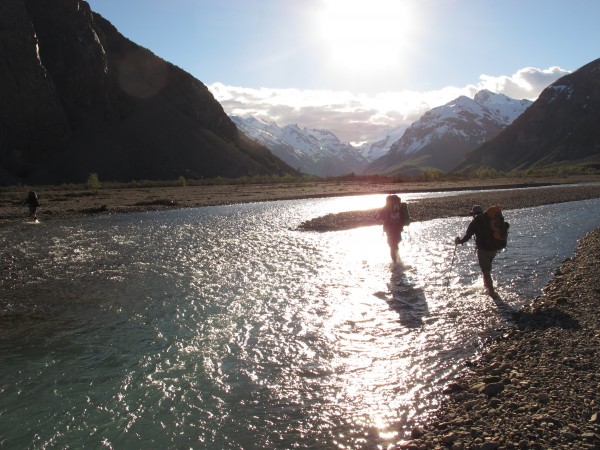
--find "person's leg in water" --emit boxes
[482,271,494,295]
[390,244,399,262]
[386,229,401,263]
[477,248,497,296]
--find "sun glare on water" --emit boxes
[316,0,418,74]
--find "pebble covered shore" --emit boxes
[398,228,600,450]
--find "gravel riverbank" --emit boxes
[1,176,598,226]
[298,184,600,231]
[399,228,600,450]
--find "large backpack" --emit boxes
[27,191,39,207]
[385,195,411,226]
[483,205,509,250]
[389,195,401,223]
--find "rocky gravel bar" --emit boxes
[398,227,600,450]
[298,184,600,231]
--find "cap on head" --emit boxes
[471,205,483,215]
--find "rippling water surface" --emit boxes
[1,192,599,448]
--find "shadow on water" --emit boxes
[490,292,516,323]
[374,262,430,328]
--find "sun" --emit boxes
[315,0,417,74]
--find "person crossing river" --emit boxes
[382,194,410,263]
[455,204,509,297]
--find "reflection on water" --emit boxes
[0,194,599,448]
[375,263,429,328]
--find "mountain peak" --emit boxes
[473,89,500,104]
[365,91,532,175]
[456,57,600,173]
[232,116,368,176]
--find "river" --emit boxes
[1,191,599,448]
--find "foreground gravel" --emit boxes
[398,228,600,450]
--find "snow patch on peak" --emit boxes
[473,89,532,124]
[387,90,533,158]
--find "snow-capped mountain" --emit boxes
[356,125,409,161]
[231,116,368,176]
[456,58,600,173]
[365,90,533,175]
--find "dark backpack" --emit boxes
[482,205,509,250]
[388,195,401,223]
[380,194,410,230]
[27,191,39,207]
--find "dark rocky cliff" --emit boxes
[455,58,600,173]
[0,0,296,184]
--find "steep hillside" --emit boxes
[0,0,295,185]
[365,90,532,176]
[455,58,600,173]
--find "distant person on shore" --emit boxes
[455,204,509,296]
[383,194,405,263]
[25,191,39,221]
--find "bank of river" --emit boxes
[299,183,600,231]
[1,176,599,226]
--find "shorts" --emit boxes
[477,248,497,273]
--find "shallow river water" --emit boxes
[1,190,599,449]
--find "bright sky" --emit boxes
[85,0,600,144]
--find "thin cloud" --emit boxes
[209,66,569,143]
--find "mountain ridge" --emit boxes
[455,58,600,173]
[364,90,533,176]
[233,90,533,178]
[0,0,296,185]
[231,116,369,176]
